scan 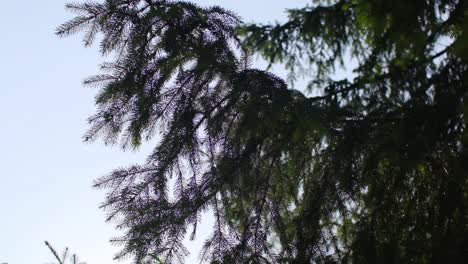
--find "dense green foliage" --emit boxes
[58,0,468,263]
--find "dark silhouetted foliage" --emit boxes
[58,0,468,263]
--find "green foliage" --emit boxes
[58,0,468,263]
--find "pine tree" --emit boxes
[44,241,86,264]
[58,0,468,263]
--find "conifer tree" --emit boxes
[45,241,86,264]
[58,0,468,263]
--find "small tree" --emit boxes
[44,241,86,264]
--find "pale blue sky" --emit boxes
[0,1,310,263]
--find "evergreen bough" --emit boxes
[58,0,468,263]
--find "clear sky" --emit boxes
[0,1,310,263]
